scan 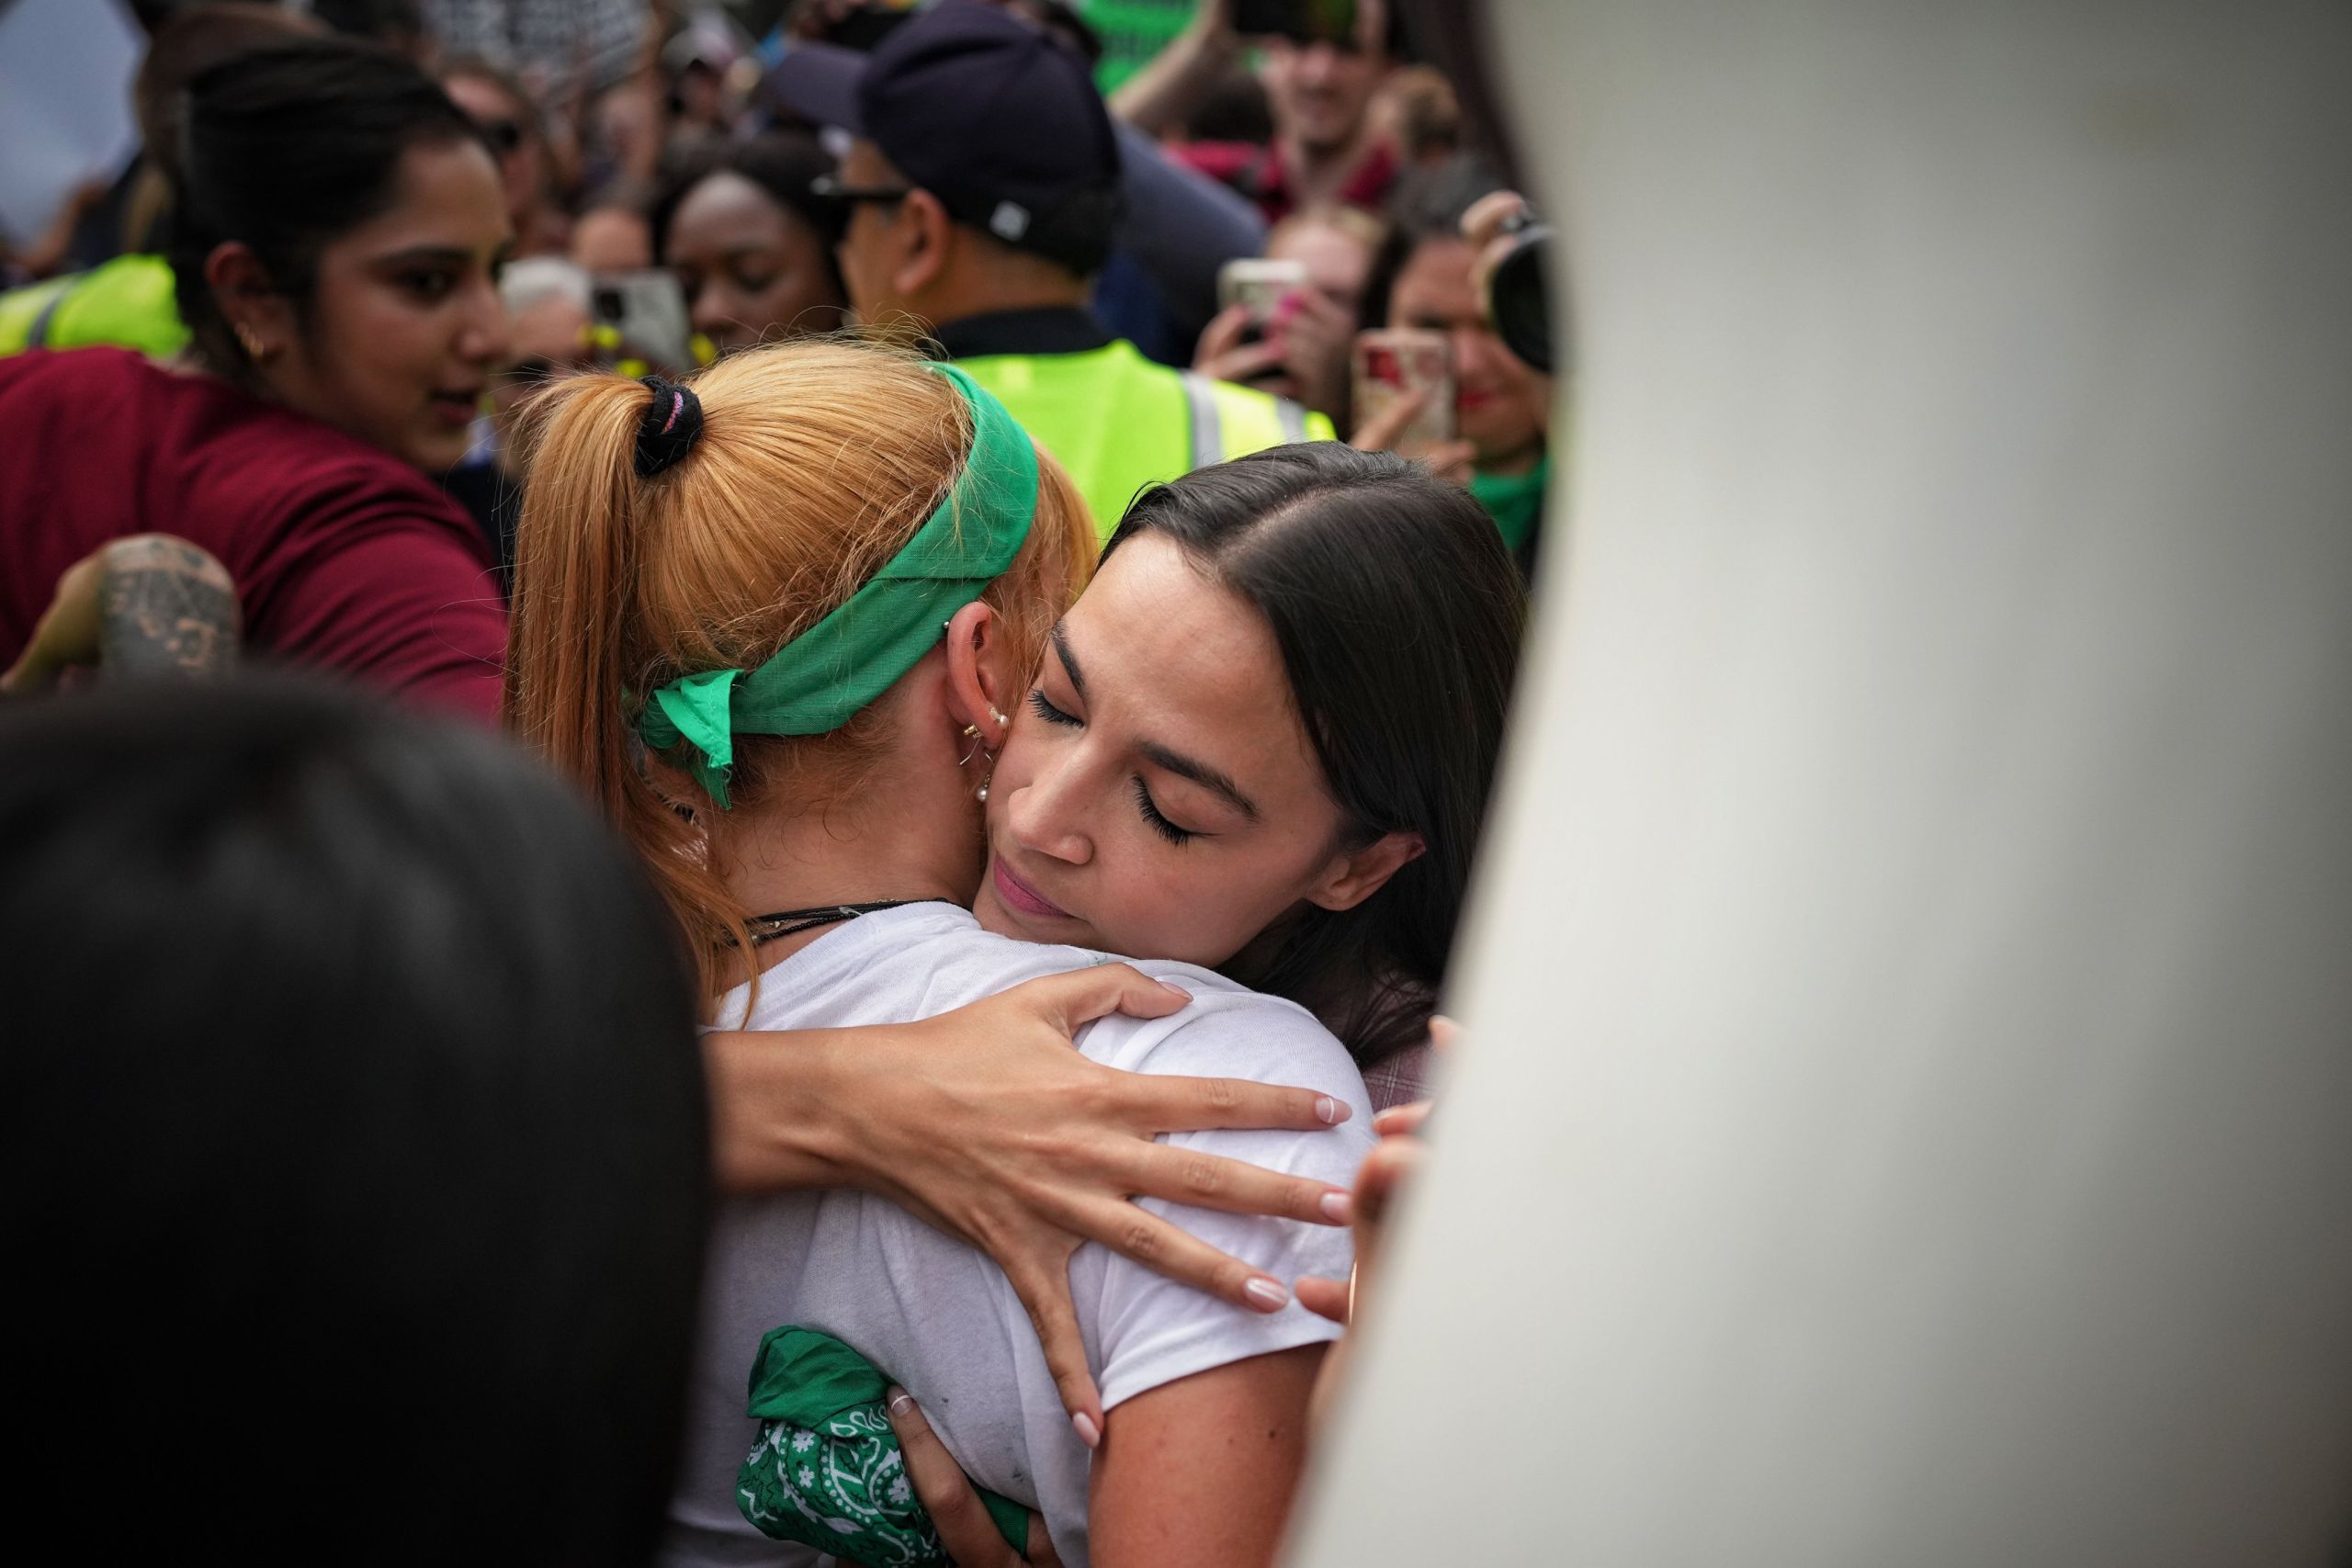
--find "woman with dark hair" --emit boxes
[981,441,1525,1093]
[651,131,851,356]
[0,677,709,1564]
[0,36,511,721]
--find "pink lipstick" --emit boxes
[991,855,1069,919]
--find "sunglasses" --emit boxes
[809,175,912,210]
[475,117,526,153]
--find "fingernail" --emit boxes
[1243,1276,1290,1312]
[1318,1190,1351,1223]
[1071,1410,1101,1449]
[887,1385,916,1417]
[1315,1095,1349,1124]
[1159,982,1193,1002]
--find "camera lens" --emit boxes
[1486,224,1556,376]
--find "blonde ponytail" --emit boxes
[503,339,1094,1003]
[504,374,750,978]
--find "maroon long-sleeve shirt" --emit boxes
[0,348,506,724]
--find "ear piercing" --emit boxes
[233,321,274,363]
[962,708,1012,796]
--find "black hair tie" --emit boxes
[633,377,705,478]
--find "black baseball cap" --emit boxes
[765,0,1124,276]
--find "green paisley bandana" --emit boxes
[736,1326,1028,1565]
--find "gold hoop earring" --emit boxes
[957,723,984,768]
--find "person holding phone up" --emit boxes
[1357,156,1555,579]
[1117,0,1402,226]
[1193,205,1384,424]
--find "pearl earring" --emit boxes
[977,773,993,803]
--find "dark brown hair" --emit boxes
[166,36,490,375]
[1104,443,1526,1065]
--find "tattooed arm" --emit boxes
[2,536,241,693]
[95,536,241,681]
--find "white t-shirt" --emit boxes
[661,902,1374,1568]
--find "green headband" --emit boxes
[636,362,1039,807]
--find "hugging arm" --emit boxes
[882,1345,1325,1568]
[702,963,1355,1435]
[1087,1345,1326,1568]
[887,1388,1067,1568]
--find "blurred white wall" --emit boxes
[0,0,141,245]
[1288,2,2352,1562]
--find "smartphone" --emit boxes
[1352,329,1453,457]
[1218,257,1309,336]
[589,270,692,377]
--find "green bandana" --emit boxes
[736,1326,1029,1564]
[636,362,1039,807]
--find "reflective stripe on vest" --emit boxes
[1201,374,1329,461]
[1179,371,1224,470]
[1274,396,1308,444]
[27,288,70,349]
[1182,372,1314,467]
[0,275,76,355]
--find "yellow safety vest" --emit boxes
[0,254,187,360]
[957,339,1334,542]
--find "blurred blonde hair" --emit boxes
[1270,202,1386,258]
[503,338,1094,999]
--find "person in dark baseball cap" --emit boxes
[770,0,1125,282]
[769,0,1330,540]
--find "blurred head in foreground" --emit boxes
[0,678,708,1565]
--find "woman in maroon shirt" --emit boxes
[0,38,510,723]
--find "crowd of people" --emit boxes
[0,3,1555,1563]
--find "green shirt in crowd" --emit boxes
[1467,453,1550,559]
[1079,0,1196,92]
